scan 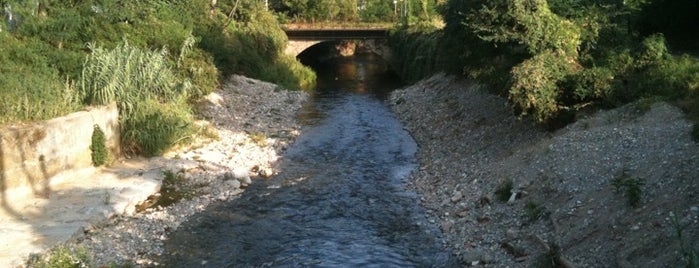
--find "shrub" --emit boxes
[26,246,91,268]
[525,201,546,221]
[389,29,442,83]
[90,125,108,166]
[637,54,699,99]
[80,41,194,156]
[637,34,669,68]
[495,179,514,202]
[572,67,614,102]
[612,173,644,208]
[509,51,576,124]
[0,33,84,124]
[121,98,194,157]
[190,1,316,91]
[175,40,220,100]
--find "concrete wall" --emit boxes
[0,104,120,197]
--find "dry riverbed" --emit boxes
[390,73,699,267]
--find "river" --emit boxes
[159,53,459,267]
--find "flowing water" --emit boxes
[160,54,459,267]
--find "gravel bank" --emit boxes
[390,73,699,267]
[28,75,308,267]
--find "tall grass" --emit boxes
[80,40,194,156]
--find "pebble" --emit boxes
[388,73,699,268]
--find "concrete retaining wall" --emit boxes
[0,104,120,197]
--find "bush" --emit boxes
[495,179,514,202]
[26,246,91,268]
[175,42,220,101]
[509,51,576,124]
[0,33,83,124]
[637,34,669,68]
[389,29,442,83]
[571,67,614,102]
[194,2,315,91]
[637,54,699,99]
[80,41,194,156]
[121,99,194,156]
[90,125,108,166]
[612,173,644,208]
[525,201,546,221]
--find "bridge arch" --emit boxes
[285,40,324,56]
[284,28,393,61]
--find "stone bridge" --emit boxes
[284,28,390,56]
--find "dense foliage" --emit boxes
[272,0,441,24]
[391,0,699,127]
[0,0,315,155]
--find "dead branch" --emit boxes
[222,0,241,30]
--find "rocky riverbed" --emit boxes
[29,73,698,267]
[389,73,699,267]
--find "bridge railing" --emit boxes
[282,22,392,30]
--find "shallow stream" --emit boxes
[159,54,458,267]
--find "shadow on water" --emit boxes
[159,53,459,267]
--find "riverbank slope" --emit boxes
[21,75,308,267]
[390,73,699,267]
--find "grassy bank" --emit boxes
[0,0,315,156]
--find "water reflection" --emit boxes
[298,53,402,126]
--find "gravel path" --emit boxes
[389,73,699,267]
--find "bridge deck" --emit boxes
[284,29,389,40]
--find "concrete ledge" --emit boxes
[0,104,120,197]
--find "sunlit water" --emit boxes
[159,54,459,267]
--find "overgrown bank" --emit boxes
[390,73,699,267]
[1,1,315,156]
[389,0,699,131]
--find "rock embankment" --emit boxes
[390,73,699,267]
[30,75,308,266]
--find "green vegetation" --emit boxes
[0,32,83,124]
[525,201,546,221]
[249,132,268,147]
[1,0,315,156]
[26,245,136,268]
[26,246,90,268]
[153,170,198,208]
[495,179,514,202]
[90,125,108,166]
[389,0,699,128]
[612,173,644,208]
[274,0,440,23]
[80,40,195,156]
